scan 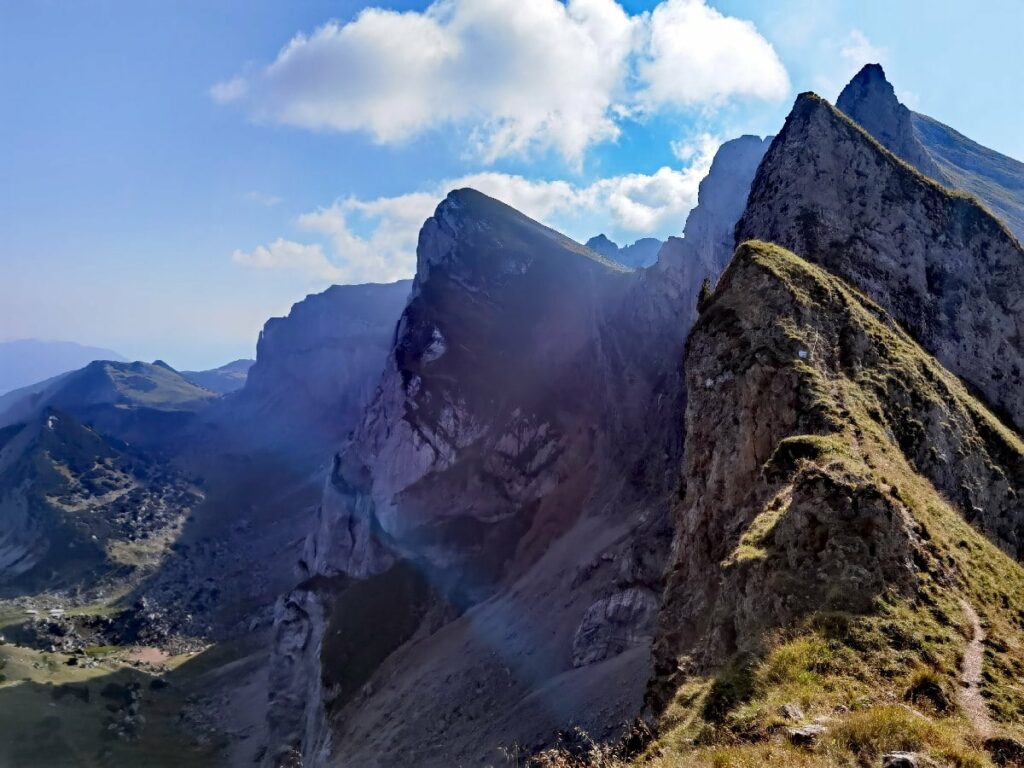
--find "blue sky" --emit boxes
[2,0,1021,370]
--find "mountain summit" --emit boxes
[836,63,947,181]
[737,92,1024,432]
[838,63,1024,240]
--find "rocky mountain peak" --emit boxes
[836,63,947,181]
[586,233,616,252]
[308,188,630,584]
[737,91,1024,432]
[585,234,662,269]
[266,187,688,765]
[416,188,622,297]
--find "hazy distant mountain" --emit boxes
[0,359,217,451]
[585,234,663,268]
[0,339,125,396]
[182,358,254,394]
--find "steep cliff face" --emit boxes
[649,241,1024,764]
[652,135,771,326]
[132,282,414,642]
[264,187,700,766]
[237,280,411,454]
[305,189,629,586]
[837,63,1024,242]
[736,93,1024,432]
[127,284,413,648]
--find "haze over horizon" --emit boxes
[2,0,1022,370]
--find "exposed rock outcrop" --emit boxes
[262,134,785,764]
[266,188,694,766]
[265,588,331,766]
[653,134,771,326]
[736,93,1024,432]
[304,189,630,585]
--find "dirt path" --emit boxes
[958,599,994,738]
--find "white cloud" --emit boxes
[670,132,722,163]
[210,76,248,103]
[231,136,722,284]
[840,29,886,71]
[638,0,789,111]
[211,0,786,165]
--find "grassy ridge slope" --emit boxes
[628,242,1024,768]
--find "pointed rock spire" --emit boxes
[836,63,946,181]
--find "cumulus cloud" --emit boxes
[638,0,789,111]
[212,0,786,164]
[231,136,721,284]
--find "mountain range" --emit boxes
[2,63,1024,768]
[0,339,126,397]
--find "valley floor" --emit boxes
[0,597,270,768]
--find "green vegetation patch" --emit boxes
[320,559,442,712]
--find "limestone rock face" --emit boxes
[266,131,782,763]
[836,63,947,182]
[265,588,331,768]
[736,93,1024,432]
[266,190,639,764]
[571,586,659,668]
[305,189,630,586]
[237,280,411,454]
[266,186,708,766]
